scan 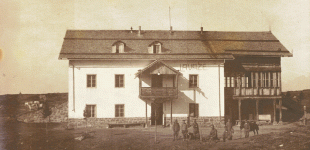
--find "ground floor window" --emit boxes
[115,104,124,117]
[189,103,199,117]
[85,105,96,118]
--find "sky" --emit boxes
[0,0,309,95]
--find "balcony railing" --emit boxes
[234,87,281,97]
[140,87,177,98]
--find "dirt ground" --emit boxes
[13,122,310,150]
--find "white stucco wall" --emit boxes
[68,60,224,119]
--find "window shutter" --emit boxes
[148,46,153,53]
[112,45,116,53]
[119,43,124,53]
[158,45,161,53]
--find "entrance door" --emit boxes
[151,75,163,87]
[151,103,163,125]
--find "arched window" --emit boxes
[112,41,125,53]
[148,41,162,54]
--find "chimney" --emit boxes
[138,26,141,35]
[170,26,173,33]
[200,27,203,34]
[130,27,133,33]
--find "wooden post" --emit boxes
[145,100,148,128]
[238,99,241,125]
[155,105,157,143]
[256,100,259,122]
[279,99,282,124]
[273,99,277,125]
[170,99,172,126]
[304,106,307,125]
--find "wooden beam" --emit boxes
[238,99,241,124]
[145,100,148,127]
[170,99,172,126]
[256,99,259,122]
[279,99,282,124]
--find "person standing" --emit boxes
[244,120,250,138]
[181,120,188,141]
[225,119,233,140]
[192,119,200,140]
[172,119,180,141]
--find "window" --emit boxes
[112,42,125,53]
[148,42,162,54]
[226,77,230,87]
[270,72,274,87]
[115,104,124,117]
[266,72,269,87]
[115,75,124,87]
[85,105,96,118]
[189,75,198,88]
[87,75,96,87]
[153,45,160,53]
[189,103,199,117]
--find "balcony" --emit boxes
[140,87,177,99]
[233,87,281,98]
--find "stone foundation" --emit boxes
[165,116,225,127]
[68,117,146,128]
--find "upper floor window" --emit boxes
[115,74,124,87]
[148,41,162,54]
[189,75,198,88]
[112,41,125,53]
[87,75,96,87]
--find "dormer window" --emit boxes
[112,41,125,53]
[148,41,162,54]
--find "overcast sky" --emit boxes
[0,0,309,95]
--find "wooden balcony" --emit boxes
[233,87,281,98]
[140,87,177,99]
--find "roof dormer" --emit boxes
[148,41,162,54]
[112,41,126,53]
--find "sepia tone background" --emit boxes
[0,0,309,95]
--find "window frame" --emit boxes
[87,74,97,88]
[189,74,198,88]
[115,104,125,117]
[115,74,125,88]
[85,104,96,118]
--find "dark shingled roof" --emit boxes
[59,30,292,60]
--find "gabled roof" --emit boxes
[135,60,181,77]
[59,30,292,60]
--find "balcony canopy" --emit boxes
[136,60,181,76]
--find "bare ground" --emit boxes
[10,122,310,150]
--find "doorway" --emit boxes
[151,102,163,125]
[151,75,163,87]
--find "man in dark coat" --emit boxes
[172,119,180,141]
[192,119,200,140]
[208,124,219,141]
[181,120,188,141]
[222,125,233,142]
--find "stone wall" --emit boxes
[68,117,146,128]
[17,102,68,123]
[166,116,224,127]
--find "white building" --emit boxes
[59,27,291,126]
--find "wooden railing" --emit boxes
[140,87,177,98]
[234,87,281,96]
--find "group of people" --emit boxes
[172,119,200,141]
[171,119,251,142]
